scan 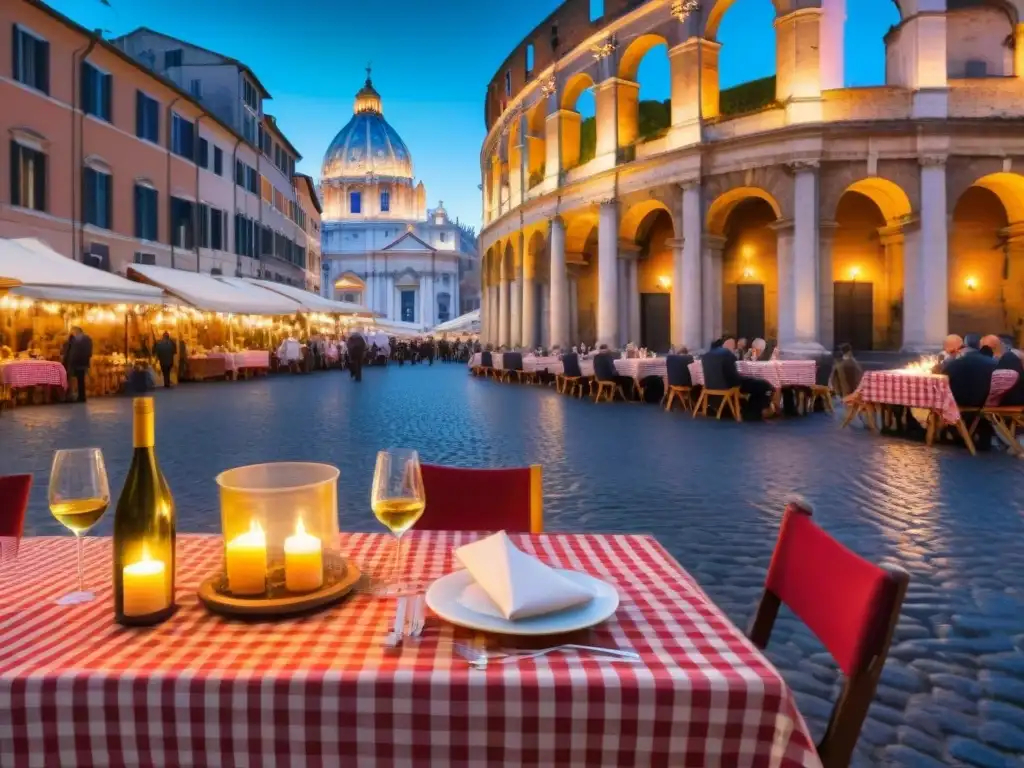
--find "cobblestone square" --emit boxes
[3,365,1024,766]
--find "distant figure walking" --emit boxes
[347,332,367,382]
[63,326,93,403]
[154,332,176,388]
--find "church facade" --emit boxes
[320,74,478,329]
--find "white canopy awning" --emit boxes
[241,279,376,316]
[127,265,300,315]
[365,318,424,338]
[432,309,480,334]
[0,238,164,305]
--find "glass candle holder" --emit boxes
[215,462,340,597]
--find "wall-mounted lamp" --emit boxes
[741,267,754,280]
[965,276,978,291]
[849,266,861,281]
[657,275,671,289]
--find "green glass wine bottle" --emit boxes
[113,397,176,626]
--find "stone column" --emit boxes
[915,155,949,350]
[522,262,536,350]
[489,284,499,343]
[788,161,825,352]
[567,262,582,344]
[879,223,906,351]
[818,221,839,351]
[628,258,641,345]
[773,220,796,348]
[774,9,825,124]
[386,274,395,321]
[510,271,522,348]
[674,182,703,350]
[549,216,569,348]
[597,200,619,348]
[419,274,429,326]
[702,235,726,347]
[668,38,721,149]
[498,276,511,347]
[617,254,630,345]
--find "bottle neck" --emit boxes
[133,410,155,449]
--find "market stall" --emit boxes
[0,238,165,404]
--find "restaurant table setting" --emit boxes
[688,359,816,389]
[0,359,68,389]
[0,406,821,766]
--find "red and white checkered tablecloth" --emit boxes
[854,370,960,424]
[492,352,507,370]
[688,360,816,390]
[854,368,1021,423]
[0,360,67,389]
[986,369,1019,406]
[469,352,482,368]
[0,533,820,768]
[233,350,270,369]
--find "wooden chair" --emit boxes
[592,353,627,403]
[692,357,742,421]
[965,405,1024,456]
[749,499,909,768]
[0,473,32,562]
[418,463,542,533]
[804,354,836,414]
[558,353,585,398]
[664,354,694,412]
[473,351,494,378]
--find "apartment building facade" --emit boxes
[0,0,314,286]
[295,174,322,294]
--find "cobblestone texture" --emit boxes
[2,365,1023,766]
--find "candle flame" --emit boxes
[140,542,152,562]
[295,518,306,536]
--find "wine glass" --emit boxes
[48,448,110,605]
[370,448,425,596]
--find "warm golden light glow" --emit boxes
[849,266,861,280]
[657,275,671,289]
[965,276,978,291]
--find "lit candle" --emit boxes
[225,520,267,595]
[123,545,168,617]
[284,518,323,593]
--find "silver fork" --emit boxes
[407,595,426,639]
[383,596,408,648]
[453,642,641,670]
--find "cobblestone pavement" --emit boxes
[2,364,1024,766]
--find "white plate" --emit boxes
[425,568,619,636]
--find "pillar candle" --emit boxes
[123,548,168,617]
[284,519,323,593]
[226,521,267,595]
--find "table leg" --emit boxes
[840,400,862,429]
[989,415,1023,457]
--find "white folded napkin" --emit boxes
[455,531,594,620]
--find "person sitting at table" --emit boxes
[996,340,1024,406]
[704,336,773,420]
[748,338,766,361]
[735,338,748,359]
[979,334,1002,359]
[935,334,965,370]
[945,346,998,449]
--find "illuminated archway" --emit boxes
[560,72,596,169]
[334,272,365,304]
[950,172,1024,341]
[707,187,782,236]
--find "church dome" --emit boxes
[321,72,413,182]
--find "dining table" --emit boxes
[0,532,821,767]
[0,360,68,390]
[687,359,816,390]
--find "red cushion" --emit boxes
[419,464,533,533]
[765,503,897,677]
[0,474,32,538]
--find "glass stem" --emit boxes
[391,533,404,588]
[76,534,85,593]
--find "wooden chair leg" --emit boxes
[731,391,742,422]
[692,391,705,418]
[715,395,727,420]
[955,418,977,456]
[665,389,676,411]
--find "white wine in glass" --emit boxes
[370,448,425,596]
[49,448,110,605]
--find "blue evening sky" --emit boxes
[51,0,901,230]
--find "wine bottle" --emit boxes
[113,397,176,626]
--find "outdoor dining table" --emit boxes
[841,368,1019,454]
[187,355,228,381]
[469,352,482,368]
[0,532,821,767]
[688,359,816,389]
[0,360,68,390]
[521,355,561,374]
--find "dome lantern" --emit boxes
[354,64,383,115]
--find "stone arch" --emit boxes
[561,72,596,111]
[949,170,1024,339]
[820,162,921,221]
[618,34,670,81]
[839,177,913,223]
[706,186,783,236]
[501,240,515,281]
[704,0,791,40]
[525,227,548,281]
[523,101,548,190]
[704,166,793,228]
[619,198,674,242]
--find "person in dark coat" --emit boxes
[996,349,1024,406]
[347,333,367,382]
[703,337,773,420]
[153,332,176,388]
[943,348,998,449]
[64,326,93,403]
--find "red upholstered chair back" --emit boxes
[0,474,33,561]
[749,499,908,768]
[419,464,542,533]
